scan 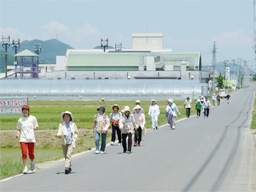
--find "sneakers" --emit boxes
[22,166,28,174]
[134,142,137,147]
[111,141,114,146]
[69,167,72,173]
[127,151,131,154]
[100,151,105,154]
[118,143,121,146]
[95,150,99,154]
[30,161,35,171]
[138,143,140,146]
[156,127,158,130]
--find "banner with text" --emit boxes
[0,97,28,115]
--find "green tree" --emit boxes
[216,74,224,89]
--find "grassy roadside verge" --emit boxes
[251,91,256,131]
[1,100,201,179]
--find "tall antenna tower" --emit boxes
[212,41,217,93]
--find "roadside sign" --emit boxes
[0,97,28,115]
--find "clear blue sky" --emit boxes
[0,0,254,68]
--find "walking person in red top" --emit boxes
[16,105,39,174]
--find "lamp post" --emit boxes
[101,39,108,52]
[2,36,11,78]
[224,60,228,88]
[34,43,41,77]
[12,39,20,78]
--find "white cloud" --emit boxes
[0,27,34,41]
[41,21,71,37]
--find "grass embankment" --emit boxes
[0,100,199,179]
[251,91,256,131]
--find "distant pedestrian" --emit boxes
[16,105,39,174]
[132,100,145,115]
[201,96,205,113]
[110,104,122,146]
[184,97,192,118]
[93,106,110,154]
[203,97,211,118]
[212,94,216,106]
[195,99,202,118]
[133,105,146,147]
[57,111,79,174]
[225,93,231,105]
[119,106,136,154]
[166,99,181,130]
[217,94,221,106]
[148,99,160,130]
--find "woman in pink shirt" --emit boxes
[133,105,146,146]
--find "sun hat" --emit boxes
[22,105,30,110]
[61,111,73,121]
[167,99,173,103]
[121,106,130,113]
[134,105,141,110]
[197,99,200,102]
[112,104,119,110]
[135,100,141,103]
[97,106,105,112]
[151,99,156,103]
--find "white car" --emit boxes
[219,89,227,98]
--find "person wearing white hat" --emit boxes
[93,106,110,154]
[119,106,136,154]
[184,97,192,118]
[57,111,79,174]
[132,100,145,115]
[195,99,202,118]
[148,99,160,130]
[166,99,180,129]
[133,105,146,146]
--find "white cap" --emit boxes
[134,105,141,110]
[151,99,156,102]
[136,100,140,103]
[121,106,131,113]
[167,98,173,103]
[61,111,73,121]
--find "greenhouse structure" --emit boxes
[0,79,208,101]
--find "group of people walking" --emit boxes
[16,95,223,175]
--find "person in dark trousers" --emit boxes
[133,105,146,147]
[109,104,122,146]
[195,99,202,118]
[184,97,192,118]
[225,93,231,105]
[119,106,136,154]
[203,97,211,118]
[217,94,221,105]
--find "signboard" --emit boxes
[0,97,28,115]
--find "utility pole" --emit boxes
[2,36,11,78]
[211,41,216,93]
[254,0,256,61]
[12,39,20,78]
[34,43,41,78]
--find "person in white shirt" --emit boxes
[133,105,146,147]
[148,99,160,130]
[212,94,217,106]
[109,104,122,146]
[184,97,192,118]
[16,105,39,174]
[203,97,211,118]
[57,111,79,174]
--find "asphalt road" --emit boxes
[1,85,256,192]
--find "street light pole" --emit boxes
[12,39,20,78]
[101,39,108,52]
[2,36,11,78]
[34,43,41,78]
